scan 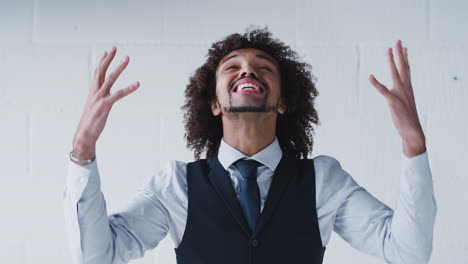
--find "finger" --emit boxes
[402,47,416,110]
[403,47,409,65]
[96,51,108,72]
[99,55,130,95]
[403,47,411,76]
[387,47,402,85]
[369,74,392,99]
[107,81,140,104]
[402,47,412,84]
[92,51,108,88]
[96,46,117,88]
[394,41,415,106]
[396,40,409,84]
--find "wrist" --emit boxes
[72,139,96,161]
[70,150,96,166]
[402,136,426,157]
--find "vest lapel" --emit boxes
[207,155,252,237]
[206,152,296,238]
[254,153,296,235]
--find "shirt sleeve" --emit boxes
[327,150,437,263]
[63,158,171,264]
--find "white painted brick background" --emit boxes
[0,0,467,263]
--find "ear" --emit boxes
[210,98,222,116]
[277,98,287,115]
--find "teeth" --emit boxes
[237,83,261,91]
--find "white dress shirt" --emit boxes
[63,137,437,264]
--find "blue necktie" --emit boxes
[234,159,261,232]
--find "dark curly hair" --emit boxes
[181,25,320,160]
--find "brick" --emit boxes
[297,0,426,43]
[0,108,31,241]
[160,0,296,45]
[431,0,468,40]
[159,109,194,168]
[0,241,24,264]
[0,0,33,43]
[34,0,164,42]
[96,103,161,213]
[0,45,89,111]
[24,240,70,264]
[90,44,208,111]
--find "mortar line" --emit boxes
[26,113,31,177]
[355,43,361,114]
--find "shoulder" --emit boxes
[311,154,350,181]
[311,154,358,185]
[311,154,342,170]
[310,154,362,207]
[140,160,189,202]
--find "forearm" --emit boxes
[387,150,437,263]
[64,158,170,264]
[402,134,426,158]
[332,150,437,264]
[63,160,116,263]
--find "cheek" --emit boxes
[215,84,230,102]
[263,73,280,87]
[266,77,281,95]
[215,75,231,92]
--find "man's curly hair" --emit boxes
[181,26,320,160]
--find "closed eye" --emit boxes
[226,65,238,70]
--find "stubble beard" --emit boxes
[222,92,279,113]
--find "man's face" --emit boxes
[210,48,286,116]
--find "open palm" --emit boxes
[369,40,426,157]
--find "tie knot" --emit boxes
[234,159,261,179]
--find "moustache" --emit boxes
[229,76,268,92]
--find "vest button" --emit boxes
[251,239,259,247]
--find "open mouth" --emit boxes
[232,78,266,95]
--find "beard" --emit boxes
[224,104,278,113]
[216,82,282,114]
[219,94,280,113]
[223,76,278,113]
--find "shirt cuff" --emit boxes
[66,158,101,203]
[401,148,430,171]
[400,149,433,192]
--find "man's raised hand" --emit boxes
[72,46,140,164]
[368,40,426,157]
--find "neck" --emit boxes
[221,113,277,156]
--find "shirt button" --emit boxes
[251,239,259,247]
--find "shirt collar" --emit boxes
[217,137,283,171]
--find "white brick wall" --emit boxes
[0,0,466,263]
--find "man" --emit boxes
[64,27,436,264]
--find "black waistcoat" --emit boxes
[174,152,326,264]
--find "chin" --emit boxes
[225,104,277,113]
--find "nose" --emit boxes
[240,64,257,78]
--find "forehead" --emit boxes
[218,48,278,66]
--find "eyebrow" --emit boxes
[220,53,277,66]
